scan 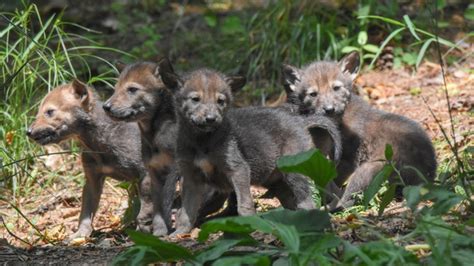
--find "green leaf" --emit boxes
[403,15,421,41]
[194,239,245,264]
[343,240,419,264]
[384,144,393,161]
[425,185,463,215]
[122,192,141,226]
[358,31,368,46]
[261,209,331,233]
[358,15,405,27]
[301,234,341,264]
[362,44,379,54]
[126,230,194,261]
[204,14,217,27]
[363,164,393,207]
[213,254,271,266]
[357,5,371,17]
[401,52,417,65]
[341,46,360,54]
[378,184,397,216]
[273,224,300,253]
[436,0,446,10]
[277,149,337,189]
[465,4,474,20]
[113,246,161,266]
[221,16,244,35]
[198,215,273,241]
[416,38,434,69]
[403,185,423,211]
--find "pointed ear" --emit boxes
[158,58,182,91]
[71,79,89,104]
[338,52,360,80]
[115,61,127,73]
[281,64,301,93]
[225,76,246,93]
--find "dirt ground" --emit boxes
[0,48,472,264]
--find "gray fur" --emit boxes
[103,61,232,235]
[282,52,437,210]
[27,82,151,240]
[161,66,324,234]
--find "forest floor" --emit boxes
[0,51,472,264]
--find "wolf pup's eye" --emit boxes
[127,87,139,94]
[45,109,55,117]
[217,96,226,106]
[309,91,318,97]
[191,96,200,103]
[333,86,341,91]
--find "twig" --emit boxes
[0,197,54,245]
[405,243,431,252]
[1,216,32,247]
[426,1,469,197]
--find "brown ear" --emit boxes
[115,61,127,73]
[338,52,360,80]
[71,79,89,105]
[226,76,246,93]
[158,58,182,92]
[281,64,301,94]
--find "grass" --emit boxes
[0,3,129,197]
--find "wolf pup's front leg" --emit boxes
[68,163,105,241]
[225,141,255,216]
[173,163,206,235]
[136,172,154,233]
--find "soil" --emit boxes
[0,2,473,265]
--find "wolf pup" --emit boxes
[102,61,180,236]
[282,51,437,210]
[159,61,342,235]
[102,60,230,235]
[27,80,152,240]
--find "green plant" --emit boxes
[359,14,457,69]
[0,3,129,196]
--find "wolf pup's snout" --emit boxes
[205,114,217,123]
[27,125,57,145]
[323,105,335,114]
[102,101,112,112]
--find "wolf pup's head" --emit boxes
[158,59,246,133]
[103,61,169,122]
[27,80,94,145]
[282,51,360,116]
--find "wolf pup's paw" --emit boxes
[136,214,153,233]
[66,227,92,244]
[152,215,169,237]
[137,222,153,233]
[152,226,169,237]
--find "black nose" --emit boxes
[205,115,217,123]
[103,102,111,112]
[26,128,32,136]
[323,106,335,114]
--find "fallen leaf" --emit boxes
[69,237,87,246]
